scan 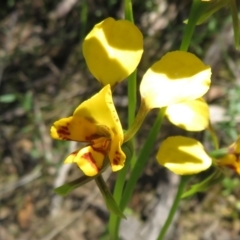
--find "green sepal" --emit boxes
[183,0,212,25]
[181,169,224,199]
[95,175,126,219]
[54,175,96,196]
[209,148,229,159]
[122,138,134,161]
[54,161,109,196]
[196,0,229,25]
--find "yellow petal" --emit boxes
[140,51,211,109]
[166,98,209,131]
[74,85,124,143]
[217,154,240,175]
[64,149,80,163]
[50,116,98,142]
[108,135,126,172]
[83,17,143,87]
[157,136,212,175]
[65,146,105,176]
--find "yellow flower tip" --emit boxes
[83,17,143,86]
[157,136,212,175]
[140,51,211,109]
[217,136,240,175]
[166,98,210,131]
[217,154,240,175]
[109,139,126,172]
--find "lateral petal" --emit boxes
[50,116,98,142]
[166,98,209,131]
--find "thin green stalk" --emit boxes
[124,0,136,127]
[229,0,240,49]
[127,71,137,127]
[108,1,136,239]
[180,0,209,51]
[110,108,166,237]
[156,176,189,240]
[120,107,166,210]
[108,141,133,240]
[124,100,149,142]
[79,0,88,41]
[124,0,134,23]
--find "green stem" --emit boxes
[128,71,137,127]
[95,175,125,219]
[121,108,166,210]
[180,0,209,51]
[110,108,166,238]
[124,0,134,22]
[124,100,149,142]
[108,1,136,239]
[229,0,240,49]
[108,140,133,240]
[156,176,189,240]
[209,148,229,158]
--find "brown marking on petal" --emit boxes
[112,151,121,165]
[61,126,68,131]
[57,126,70,135]
[56,125,71,140]
[71,150,78,156]
[92,139,110,154]
[226,164,237,172]
[82,152,99,172]
[235,153,240,162]
[85,134,101,142]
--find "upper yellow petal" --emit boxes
[157,136,212,175]
[74,85,124,143]
[50,116,98,142]
[140,51,211,109]
[83,17,143,87]
[166,98,209,131]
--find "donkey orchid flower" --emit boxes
[140,51,211,131]
[50,85,125,176]
[217,136,240,174]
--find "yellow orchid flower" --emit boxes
[157,136,212,175]
[216,136,240,174]
[140,51,211,131]
[50,85,125,176]
[83,17,143,87]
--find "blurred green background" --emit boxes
[0,0,240,239]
